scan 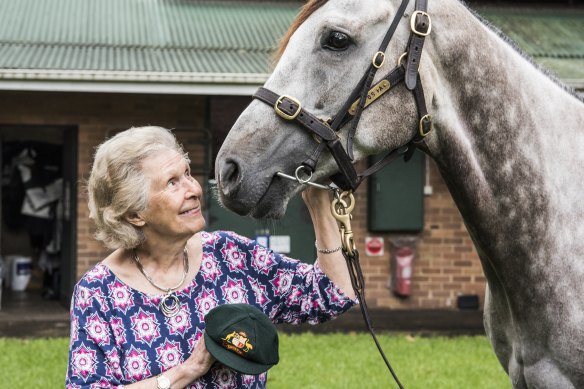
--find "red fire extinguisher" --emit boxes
[391,245,415,297]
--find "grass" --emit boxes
[270,333,511,389]
[0,334,511,388]
[0,337,70,387]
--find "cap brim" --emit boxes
[204,332,276,375]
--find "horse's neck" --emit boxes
[427,1,584,277]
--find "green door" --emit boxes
[368,150,425,232]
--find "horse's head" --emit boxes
[216,0,430,218]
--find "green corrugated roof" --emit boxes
[0,0,298,74]
[0,1,582,85]
[477,7,584,83]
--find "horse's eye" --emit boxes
[323,31,351,51]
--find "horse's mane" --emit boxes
[274,0,328,61]
[461,2,584,102]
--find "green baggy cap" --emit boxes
[204,304,279,375]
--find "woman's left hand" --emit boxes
[301,186,356,299]
[301,186,331,215]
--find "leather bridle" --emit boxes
[253,1,432,387]
[254,0,432,192]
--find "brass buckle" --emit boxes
[372,51,385,69]
[419,114,432,137]
[410,11,432,37]
[275,95,302,120]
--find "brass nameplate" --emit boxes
[348,79,391,115]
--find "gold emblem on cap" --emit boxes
[222,331,254,356]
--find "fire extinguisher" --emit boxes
[391,245,415,297]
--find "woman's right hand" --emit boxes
[183,335,216,380]
[122,334,216,388]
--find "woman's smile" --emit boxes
[179,206,201,216]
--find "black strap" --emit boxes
[359,145,409,180]
[302,142,326,172]
[343,248,405,389]
[405,0,431,90]
[254,88,338,141]
[253,87,360,191]
[342,0,411,159]
[331,66,407,133]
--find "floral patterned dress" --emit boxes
[66,230,354,388]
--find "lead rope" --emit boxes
[331,190,405,389]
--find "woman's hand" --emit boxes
[183,335,216,380]
[301,186,331,213]
[122,334,215,388]
[302,187,356,299]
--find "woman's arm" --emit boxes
[302,187,356,299]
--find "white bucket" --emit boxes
[10,256,32,292]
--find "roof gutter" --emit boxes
[0,69,581,95]
[0,69,270,95]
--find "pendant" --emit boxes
[160,293,181,317]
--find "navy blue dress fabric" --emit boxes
[66,231,354,388]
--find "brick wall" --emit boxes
[350,160,486,309]
[0,91,487,309]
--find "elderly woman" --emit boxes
[66,126,355,388]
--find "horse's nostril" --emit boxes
[219,160,242,197]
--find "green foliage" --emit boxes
[0,334,510,388]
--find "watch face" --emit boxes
[157,374,171,389]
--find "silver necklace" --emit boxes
[133,248,189,317]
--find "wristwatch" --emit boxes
[157,373,171,389]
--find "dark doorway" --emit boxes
[0,125,77,307]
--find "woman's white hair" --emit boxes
[88,126,189,249]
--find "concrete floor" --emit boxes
[0,288,70,338]
[277,306,486,335]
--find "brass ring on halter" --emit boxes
[294,165,313,184]
[397,52,408,67]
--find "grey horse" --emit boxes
[215,0,584,387]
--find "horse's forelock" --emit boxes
[274,0,328,61]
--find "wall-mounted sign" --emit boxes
[365,237,384,256]
[255,234,291,254]
[270,235,291,254]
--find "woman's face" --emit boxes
[138,148,205,240]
